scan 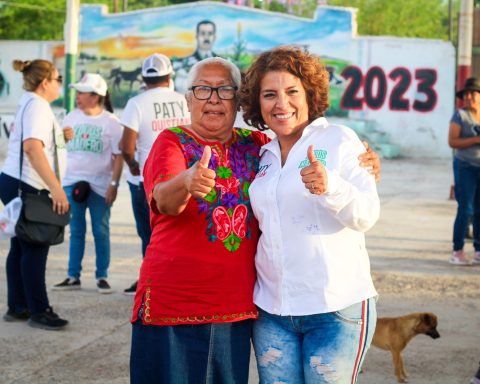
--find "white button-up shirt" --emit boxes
[250,118,379,316]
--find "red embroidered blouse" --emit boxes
[131,127,269,325]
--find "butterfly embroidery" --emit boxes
[170,127,262,252]
[212,204,247,241]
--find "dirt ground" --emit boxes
[0,157,479,384]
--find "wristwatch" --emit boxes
[110,180,119,188]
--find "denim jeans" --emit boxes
[0,173,51,315]
[64,185,111,279]
[130,319,253,384]
[127,181,151,258]
[452,159,480,251]
[253,298,377,384]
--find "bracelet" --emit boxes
[110,180,120,188]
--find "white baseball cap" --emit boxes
[69,73,108,96]
[142,53,174,78]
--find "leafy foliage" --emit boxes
[328,0,458,40]
[0,0,118,40]
[0,0,461,41]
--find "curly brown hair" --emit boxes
[240,46,330,130]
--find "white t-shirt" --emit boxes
[120,87,190,181]
[250,117,379,316]
[62,109,123,197]
[2,92,67,190]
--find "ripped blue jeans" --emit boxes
[252,298,376,384]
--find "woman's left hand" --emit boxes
[300,145,328,195]
[358,141,381,182]
[63,126,74,143]
[105,185,118,205]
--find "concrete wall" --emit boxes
[0,41,61,159]
[350,37,455,157]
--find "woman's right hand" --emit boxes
[50,186,69,214]
[63,126,74,142]
[185,146,216,198]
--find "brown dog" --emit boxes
[371,312,440,383]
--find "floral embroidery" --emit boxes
[169,127,261,252]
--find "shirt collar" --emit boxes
[259,117,328,157]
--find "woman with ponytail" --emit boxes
[52,73,123,294]
[0,59,69,330]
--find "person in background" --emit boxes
[448,77,480,266]
[122,153,151,295]
[120,53,190,295]
[122,84,150,280]
[240,46,379,383]
[129,56,381,383]
[0,59,69,330]
[52,73,123,293]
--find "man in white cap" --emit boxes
[120,53,190,294]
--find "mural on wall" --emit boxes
[1,2,455,157]
[53,3,354,113]
[0,72,9,98]
[0,59,10,99]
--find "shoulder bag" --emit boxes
[14,99,70,245]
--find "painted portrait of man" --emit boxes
[173,20,219,93]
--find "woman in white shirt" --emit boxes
[240,46,380,383]
[0,59,70,330]
[52,74,123,294]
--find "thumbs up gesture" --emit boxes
[186,145,217,198]
[300,145,328,195]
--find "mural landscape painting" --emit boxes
[53,3,355,111]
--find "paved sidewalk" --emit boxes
[0,157,479,384]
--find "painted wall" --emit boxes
[0,2,455,157]
[0,41,62,158]
[0,40,61,110]
[350,37,455,157]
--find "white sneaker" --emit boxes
[473,252,480,265]
[449,250,472,265]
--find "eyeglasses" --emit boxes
[53,76,63,84]
[189,85,238,100]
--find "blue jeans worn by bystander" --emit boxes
[130,319,253,384]
[127,181,151,258]
[64,185,111,279]
[452,158,480,251]
[253,298,377,384]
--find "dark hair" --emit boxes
[101,91,114,113]
[88,91,114,113]
[142,74,169,86]
[240,46,330,130]
[12,59,56,92]
[196,20,216,35]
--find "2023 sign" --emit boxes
[340,66,437,112]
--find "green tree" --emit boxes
[0,0,65,40]
[327,0,457,40]
[0,0,119,40]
